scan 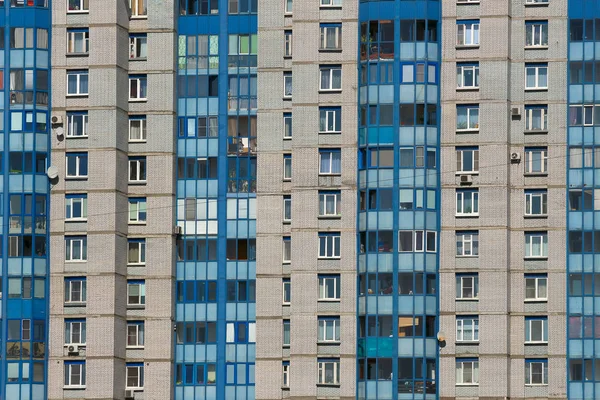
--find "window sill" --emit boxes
[282,302,291,306]
[66,219,87,222]
[126,346,145,350]
[128,181,147,185]
[524,257,548,261]
[457,0,480,3]
[65,176,88,180]
[524,299,547,303]
[456,298,478,302]
[283,219,291,224]
[319,89,342,94]
[456,129,479,134]
[127,305,146,310]
[524,130,548,134]
[282,386,290,390]
[318,215,342,219]
[456,341,479,345]
[64,343,86,347]
[283,178,291,182]
[128,222,147,226]
[66,94,88,98]
[130,16,148,20]
[283,96,292,100]
[129,99,148,103]
[455,172,479,175]
[66,135,89,139]
[523,173,547,177]
[319,48,343,53]
[525,384,548,387]
[67,10,89,14]
[317,383,340,388]
[282,261,291,265]
[127,263,146,267]
[64,302,86,307]
[525,46,549,50]
[524,214,547,218]
[524,341,548,345]
[283,136,292,140]
[129,140,147,144]
[65,260,87,264]
[317,340,341,345]
[319,131,341,135]
[456,87,479,91]
[283,55,292,59]
[456,384,479,387]
[524,2,549,6]
[318,173,342,177]
[63,386,86,390]
[320,5,342,9]
[129,57,148,61]
[284,12,292,16]
[524,88,548,92]
[66,52,89,57]
[317,257,341,260]
[317,298,340,303]
[456,255,479,258]
[455,214,479,218]
[456,45,479,50]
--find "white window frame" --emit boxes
[283,156,292,180]
[456,149,479,174]
[319,108,341,133]
[129,76,147,101]
[398,230,437,253]
[127,282,146,306]
[457,64,479,89]
[456,275,478,300]
[285,0,292,13]
[456,232,479,257]
[318,318,340,342]
[129,198,147,224]
[456,105,479,131]
[128,240,146,265]
[525,232,548,258]
[525,360,548,385]
[320,0,341,6]
[284,30,292,57]
[525,191,548,216]
[65,236,87,262]
[64,363,86,388]
[320,25,342,50]
[319,66,342,91]
[457,0,480,3]
[525,106,548,131]
[129,158,147,183]
[456,190,479,216]
[66,113,88,137]
[525,318,548,344]
[68,0,89,13]
[319,151,341,175]
[456,317,479,342]
[66,70,88,96]
[65,320,86,345]
[282,237,291,263]
[318,276,340,300]
[319,234,341,259]
[283,197,292,222]
[525,22,548,47]
[66,153,88,178]
[64,279,86,304]
[456,21,480,46]
[525,276,548,301]
[283,73,292,98]
[524,148,548,174]
[525,0,548,3]
[282,280,291,304]
[525,64,548,90]
[129,35,147,59]
[456,360,479,385]
[66,30,89,54]
[283,363,290,387]
[65,195,87,221]
[126,365,144,390]
[130,0,147,18]
[283,114,292,139]
[127,322,145,348]
[317,360,340,385]
[129,118,147,142]
[319,192,341,217]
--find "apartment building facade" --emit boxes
[0,0,591,399]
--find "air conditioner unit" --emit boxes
[511,152,521,162]
[173,226,182,236]
[51,115,63,125]
[67,344,80,354]
[460,174,472,185]
[125,390,135,400]
[511,107,521,117]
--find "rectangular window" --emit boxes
[129,198,147,224]
[319,191,341,217]
[130,0,147,17]
[66,153,88,178]
[129,117,147,142]
[66,29,89,54]
[129,157,147,183]
[64,278,86,304]
[457,64,479,89]
[525,275,547,301]
[568,106,598,127]
[398,230,437,252]
[525,21,548,47]
[318,318,340,342]
[129,75,147,100]
[65,194,87,221]
[127,281,146,306]
[284,30,292,56]
[317,359,340,385]
[65,236,87,262]
[525,105,548,131]
[126,364,144,389]
[283,154,292,180]
[283,362,290,387]
[282,237,291,263]
[525,190,547,216]
[456,359,479,385]
[65,319,86,345]
[128,239,146,265]
[525,64,548,90]
[129,34,147,59]
[320,25,342,50]
[525,359,548,385]
[456,148,479,173]
[319,233,341,258]
[456,105,479,131]
[64,362,86,388]
[570,146,594,168]
[456,190,479,216]
[525,0,548,3]
[66,70,88,96]
[525,317,548,343]
[456,275,479,300]
[127,321,145,348]
[456,317,479,342]
[66,113,88,137]
[283,196,291,222]
[283,113,292,138]
[319,107,341,133]
[456,231,479,257]
[524,148,547,174]
[319,275,340,300]
[283,72,292,98]
[319,149,341,175]
[456,20,479,46]
[321,0,341,5]
[282,279,291,304]
[320,66,342,90]
[283,320,290,346]
[525,232,548,258]
[68,0,89,12]
[285,0,292,13]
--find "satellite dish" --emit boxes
[46,166,59,180]
[437,332,446,342]
[55,126,65,137]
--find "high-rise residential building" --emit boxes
[2,0,596,399]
